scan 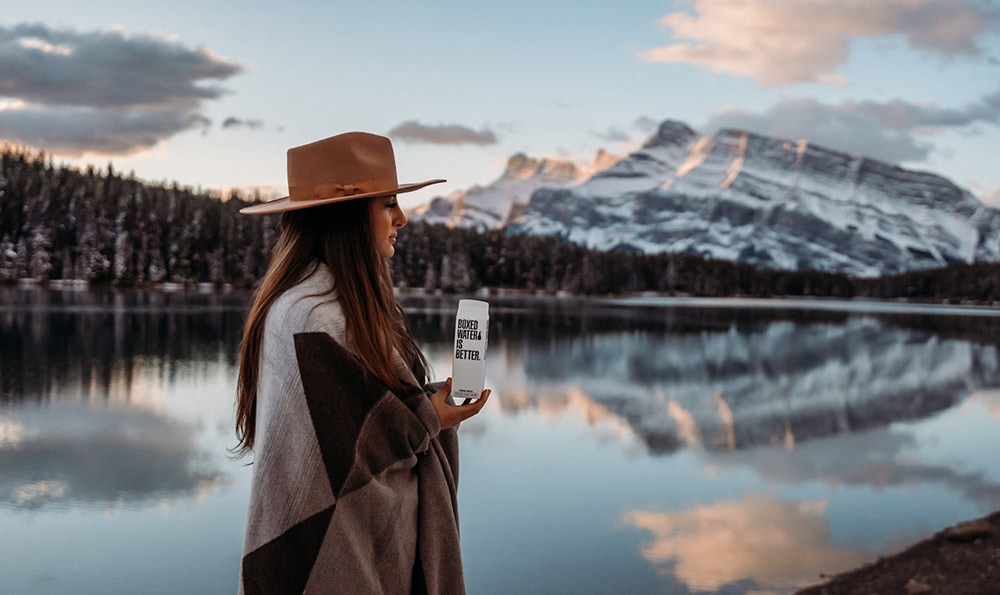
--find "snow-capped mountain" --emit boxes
[507,120,1000,277]
[409,150,620,230]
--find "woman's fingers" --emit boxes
[455,389,490,420]
[429,381,490,428]
[430,378,453,405]
[431,378,486,429]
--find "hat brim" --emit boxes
[239,178,446,215]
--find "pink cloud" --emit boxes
[623,494,872,591]
[639,0,1000,86]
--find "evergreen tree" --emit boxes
[0,235,17,282]
[28,227,52,280]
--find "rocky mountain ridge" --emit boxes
[413,119,1000,277]
[410,150,620,230]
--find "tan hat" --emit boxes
[239,131,445,215]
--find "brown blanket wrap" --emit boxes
[239,265,464,594]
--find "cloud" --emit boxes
[639,0,1000,86]
[387,121,498,145]
[703,88,1000,163]
[588,118,661,152]
[221,116,263,130]
[590,126,630,143]
[633,116,659,133]
[0,23,243,155]
[0,402,226,509]
[0,106,211,155]
[622,494,871,592]
[704,422,1000,512]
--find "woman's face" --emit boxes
[370,195,407,258]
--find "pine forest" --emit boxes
[2,147,999,303]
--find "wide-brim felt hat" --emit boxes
[240,131,445,215]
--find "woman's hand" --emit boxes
[429,378,490,429]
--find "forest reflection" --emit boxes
[2,289,998,451]
[0,288,246,403]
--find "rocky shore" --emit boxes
[797,511,1000,594]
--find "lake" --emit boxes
[1,288,999,595]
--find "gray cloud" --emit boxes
[633,116,659,133]
[590,126,630,143]
[221,116,263,130]
[640,0,1000,86]
[0,23,243,155]
[0,402,226,510]
[0,23,241,108]
[589,118,662,147]
[387,120,498,145]
[0,106,211,155]
[704,89,1000,163]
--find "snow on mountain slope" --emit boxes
[409,150,621,230]
[508,120,1000,276]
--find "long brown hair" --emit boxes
[234,198,428,456]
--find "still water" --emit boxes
[1,288,999,595]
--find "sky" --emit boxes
[1,0,999,209]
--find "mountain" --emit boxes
[507,120,1000,277]
[501,314,1000,453]
[409,150,620,230]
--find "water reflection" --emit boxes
[0,288,244,511]
[6,290,998,455]
[0,287,245,403]
[0,402,225,510]
[1,288,998,594]
[622,494,871,593]
[422,301,1000,454]
[702,405,1000,510]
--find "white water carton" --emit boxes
[451,299,489,402]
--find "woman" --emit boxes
[235,132,489,594]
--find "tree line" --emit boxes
[2,146,998,302]
[1,146,277,286]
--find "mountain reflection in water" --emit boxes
[1,288,999,594]
[406,296,1000,453]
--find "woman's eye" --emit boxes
[387,202,398,209]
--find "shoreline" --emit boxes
[797,510,1000,594]
[3,281,1000,317]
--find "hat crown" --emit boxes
[287,132,399,202]
[238,131,444,215]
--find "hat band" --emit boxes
[289,181,389,202]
